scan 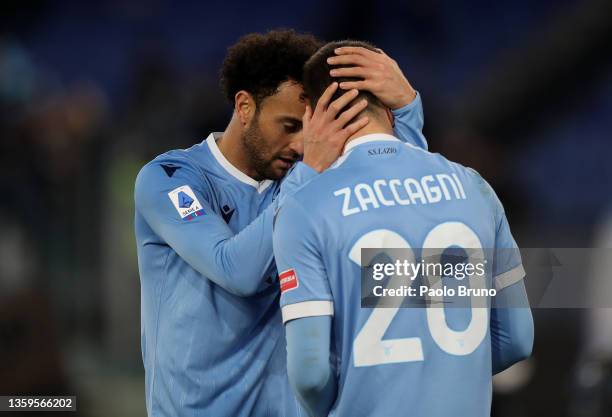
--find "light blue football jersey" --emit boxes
[135,133,301,417]
[274,133,525,417]
[134,94,428,417]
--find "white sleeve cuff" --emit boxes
[281,300,334,324]
[494,264,525,291]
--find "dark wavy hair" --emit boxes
[220,29,321,105]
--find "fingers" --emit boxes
[334,46,382,58]
[302,104,312,128]
[337,80,370,91]
[343,116,370,136]
[326,54,369,67]
[315,82,338,114]
[327,89,359,119]
[375,48,387,56]
[336,99,368,126]
[330,66,371,78]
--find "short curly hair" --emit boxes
[220,29,321,105]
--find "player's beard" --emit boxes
[242,117,279,181]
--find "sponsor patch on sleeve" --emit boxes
[168,185,205,220]
[279,269,299,293]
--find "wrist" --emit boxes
[302,158,325,173]
[391,88,417,110]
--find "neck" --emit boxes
[217,113,260,180]
[343,119,394,153]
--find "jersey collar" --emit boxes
[206,133,273,193]
[342,133,400,155]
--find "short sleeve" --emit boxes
[493,211,525,291]
[135,159,215,231]
[273,196,333,323]
[486,185,525,291]
[467,167,525,291]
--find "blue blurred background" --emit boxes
[1,0,611,415]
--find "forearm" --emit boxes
[147,162,317,296]
[286,316,337,417]
[391,91,428,150]
[491,280,534,374]
[156,207,275,296]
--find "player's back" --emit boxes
[287,133,505,417]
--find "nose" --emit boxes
[288,132,304,157]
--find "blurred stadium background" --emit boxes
[1,0,611,416]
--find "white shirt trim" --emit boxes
[281,300,334,324]
[342,133,400,155]
[494,264,526,291]
[206,133,273,193]
[329,153,351,170]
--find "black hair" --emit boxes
[220,29,321,105]
[303,40,384,110]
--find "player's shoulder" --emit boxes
[286,166,342,210]
[145,134,220,172]
[445,159,504,215]
[138,135,222,181]
[405,143,494,193]
[134,142,217,205]
[401,140,466,171]
[402,143,504,210]
[137,151,200,185]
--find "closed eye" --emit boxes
[283,121,302,134]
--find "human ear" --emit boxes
[234,90,257,126]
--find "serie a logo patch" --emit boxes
[279,269,299,293]
[168,185,205,220]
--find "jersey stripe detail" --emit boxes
[494,264,525,290]
[281,300,334,324]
